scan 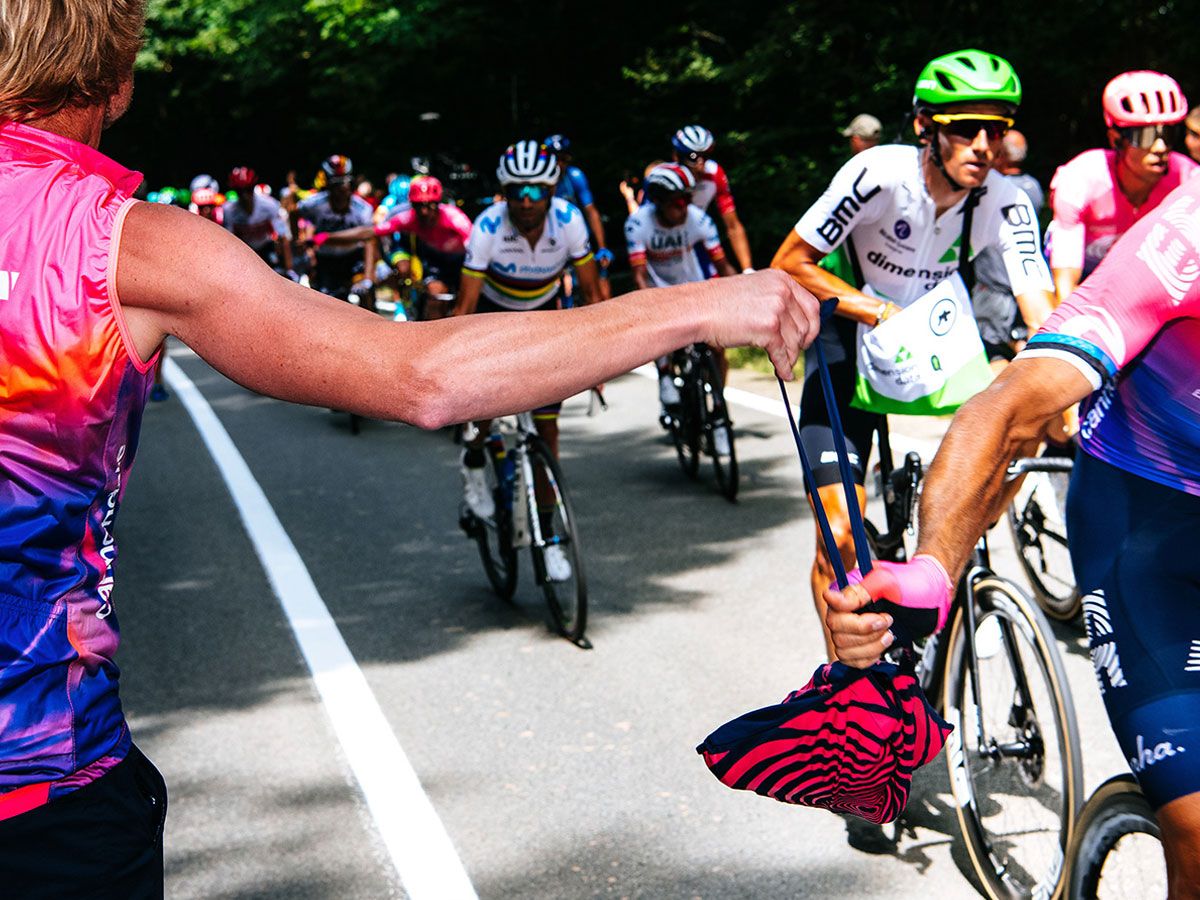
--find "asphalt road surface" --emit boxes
[114,340,1131,899]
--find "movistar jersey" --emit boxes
[624,204,724,287]
[794,144,1052,305]
[1020,176,1200,496]
[554,165,595,210]
[0,122,155,805]
[463,199,592,310]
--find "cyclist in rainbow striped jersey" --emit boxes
[1048,70,1199,303]
[453,141,601,580]
[826,172,1200,898]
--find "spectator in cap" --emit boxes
[842,114,882,155]
[1186,106,1200,164]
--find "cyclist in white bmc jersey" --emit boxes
[453,140,601,581]
[625,162,736,429]
[771,49,1056,659]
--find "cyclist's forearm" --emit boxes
[279,238,293,272]
[322,225,375,246]
[772,257,877,323]
[725,216,753,271]
[1052,267,1081,304]
[584,205,606,254]
[1015,289,1056,332]
[915,361,1089,580]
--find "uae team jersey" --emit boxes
[1048,148,1199,276]
[1020,176,1200,496]
[0,122,155,803]
[795,144,1052,306]
[624,204,724,287]
[463,199,592,309]
[223,193,292,251]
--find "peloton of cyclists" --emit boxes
[223,166,296,278]
[624,162,736,447]
[671,124,755,273]
[453,140,601,581]
[1047,69,1198,301]
[295,154,376,304]
[770,48,1056,661]
[316,175,471,320]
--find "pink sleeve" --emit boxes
[449,206,473,242]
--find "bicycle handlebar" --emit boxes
[1006,457,1075,480]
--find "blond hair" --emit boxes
[0,0,145,122]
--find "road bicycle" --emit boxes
[1007,455,1080,621]
[1064,775,1165,898]
[663,344,738,502]
[458,413,590,649]
[867,422,1083,900]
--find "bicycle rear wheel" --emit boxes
[699,353,738,502]
[525,437,589,647]
[941,575,1081,900]
[474,452,518,602]
[1068,775,1164,899]
[1008,471,1080,620]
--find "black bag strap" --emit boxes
[844,234,866,291]
[958,188,982,293]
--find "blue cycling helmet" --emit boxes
[389,174,412,202]
[672,125,714,154]
[544,134,570,153]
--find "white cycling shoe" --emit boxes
[543,544,572,582]
[461,463,495,520]
[659,375,681,406]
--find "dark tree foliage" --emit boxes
[106,0,1200,258]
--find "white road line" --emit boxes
[164,359,477,900]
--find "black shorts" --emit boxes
[312,251,363,299]
[797,315,882,488]
[0,745,167,898]
[1068,451,1200,809]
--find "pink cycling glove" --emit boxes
[311,231,329,247]
[843,554,953,642]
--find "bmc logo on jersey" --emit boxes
[816,169,881,246]
[0,270,19,301]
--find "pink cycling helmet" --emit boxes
[1103,71,1188,127]
[408,176,443,203]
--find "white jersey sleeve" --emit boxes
[624,208,649,265]
[692,206,724,256]
[464,203,503,274]
[793,145,896,252]
[975,176,1053,297]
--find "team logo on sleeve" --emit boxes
[816,169,881,245]
[1135,194,1200,304]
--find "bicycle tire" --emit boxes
[1067,775,1164,899]
[699,353,738,502]
[475,450,518,602]
[1007,479,1080,621]
[941,575,1082,900]
[669,372,701,480]
[525,437,589,646]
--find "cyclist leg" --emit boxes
[1068,451,1200,897]
[460,418,494,518]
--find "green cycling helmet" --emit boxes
[913,49,1022,110]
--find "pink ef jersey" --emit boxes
[1021,175,1200,496]
[1048,148,1199,275]
[691,159,736,217]
[0,122,155,810]
[376,203,472,256]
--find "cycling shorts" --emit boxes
[1067,450,1200,809]
[475,293,563,419]
[311,251,363,300]
[797,315,881,487]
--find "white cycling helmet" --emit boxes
[644,162,697,196]
[189,173,219,193]
[496,140,560,185]
[672,124,714,154]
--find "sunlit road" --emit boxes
[115,340,1125,899]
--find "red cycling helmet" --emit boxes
[1103,71,1188,127]
[408,176,443,204]
[191,188,223,207]
[229,166,257,190]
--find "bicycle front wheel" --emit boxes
[699,353,738,502]
[525,437,589,647]
[1068,775,1164,899]
[669,377,701,481]
[1008,471,1080,620]
[475,453,518,602]
[942,576,1082,900]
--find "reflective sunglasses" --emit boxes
[1117,123,1177,150]
[504,183,552,202]
[931,113,1014,142]
[412,201,438,211]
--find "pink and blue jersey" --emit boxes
[0,122,154,811]
[1020,175,1200,496]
